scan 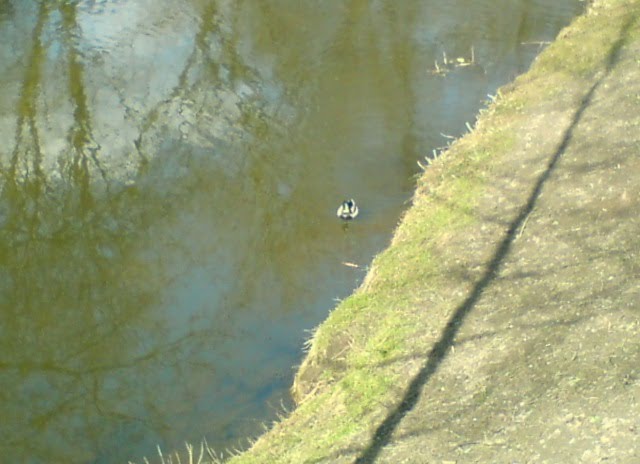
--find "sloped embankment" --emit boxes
[231,0,640,462]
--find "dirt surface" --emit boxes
[355,4,640,463]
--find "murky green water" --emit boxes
[0,1,583,462]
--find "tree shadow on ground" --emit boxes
[352,12,638,464]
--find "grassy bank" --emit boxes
[214,0,640,462]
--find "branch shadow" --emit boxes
[353,12,638,464]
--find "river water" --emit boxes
[0,1,583,462]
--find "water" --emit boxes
[0,1,583,462]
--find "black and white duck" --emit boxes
[336,199,359,220]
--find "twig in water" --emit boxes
[521,41,551,46]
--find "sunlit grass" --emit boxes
[131,440,224,464]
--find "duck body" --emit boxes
[337,199,359,220]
